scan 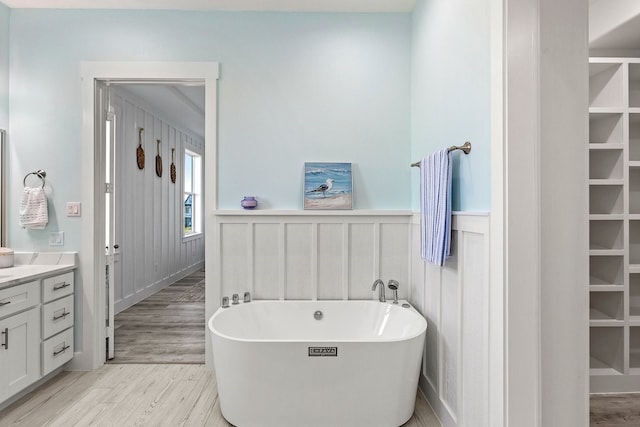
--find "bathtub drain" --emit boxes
[314,310,323,320]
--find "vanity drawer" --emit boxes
[42,271,74,303]
[0,281,40,319]
[42,294,73,339]
[42,327,73,376]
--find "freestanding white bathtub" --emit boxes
[208,300,427,427]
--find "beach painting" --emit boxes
[304,162,353,210]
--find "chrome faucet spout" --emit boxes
[371,279,386,302]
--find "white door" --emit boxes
[97,81,117,360]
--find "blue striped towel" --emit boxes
[420,148,452,266]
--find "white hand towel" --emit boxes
[19,187,48,229]
[420,148,452,266]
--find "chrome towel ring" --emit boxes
[23,170,46,188]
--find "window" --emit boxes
[184,150,202,237]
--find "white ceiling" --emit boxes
[1,0,416,12]
[117,84,205,140]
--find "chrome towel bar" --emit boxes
[411,141,472,167]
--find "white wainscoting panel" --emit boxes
[112,89,205,314]
[212,211,412,304]
[411,213,490,427]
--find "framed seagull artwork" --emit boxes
[303,162,353,210]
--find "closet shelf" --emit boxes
[590,319,625,327]
[590,107,625,114]
[590,249,625,256]
[590,214,625,220]
[590,143,625,150]
[589,179,624,186]
[590,285,625,292]
[589,58,640,391]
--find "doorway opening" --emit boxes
[80,61,219,371]
[100,82,206,364]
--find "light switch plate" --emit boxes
[49,231,64,246]
[66,202,81,217]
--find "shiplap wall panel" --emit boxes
[462,231,487,425]
[285,224,314,300]
[112,90,205,314]
[317,224,345,300]
[214,213,412,303]
[121,100,135,302]
[254,224,281,299]
[440,234,460,419]
[113,99,125,303]
[220,224,249,298]
[423,262,440,390]
[133,104,146,296]
[379,223,410,300]
[413,214,490,427]
[348,223,376,300]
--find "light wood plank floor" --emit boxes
[0,364,442,426]
[110,270,205,364]
[591,393,640,426]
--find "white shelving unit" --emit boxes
[590,57,640,392]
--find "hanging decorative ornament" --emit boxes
[155,139,163,177]
[170,148,177,184]
[136,128,145,170]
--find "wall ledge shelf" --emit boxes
[214,210,413,217]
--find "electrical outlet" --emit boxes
[49,231,64,246]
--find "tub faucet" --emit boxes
[244,291,251,303]
[371,279,386,302]
[221,296,230,308]
[232,294,240,305]
[388,280,399,304]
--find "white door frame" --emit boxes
[76,61,219,371]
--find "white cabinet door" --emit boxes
[0,307,41,402]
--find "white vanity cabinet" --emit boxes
[0,267,75,406]
[0,281,41,403]
[41,271,74,375]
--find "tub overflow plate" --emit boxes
[314,310,323,320]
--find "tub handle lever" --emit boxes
[232,294,240,305]
[221,296,230,308]
[388,280,399,304]
[243,291,251,303]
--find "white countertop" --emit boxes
[0,252,77,290]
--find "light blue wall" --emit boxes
[411,0,491,212]
[7,10,411,251]
[0,2,8,129]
